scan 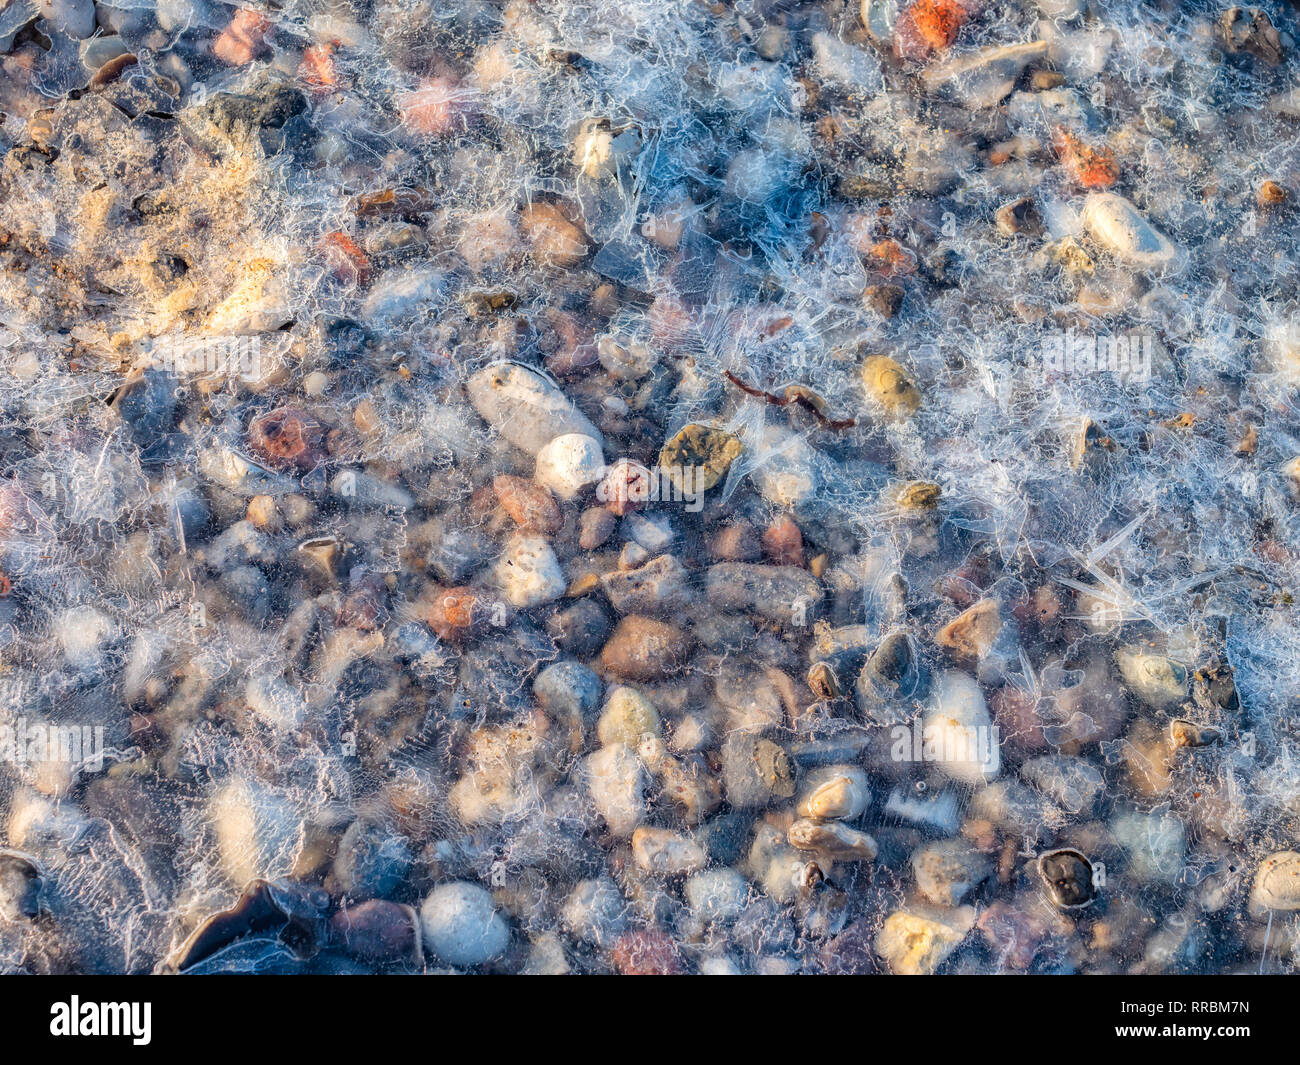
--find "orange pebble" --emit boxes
[399,76,474,136]
[1052,127,1119,189]
[909,0,968,50]
[213,8,272,67]
[299,43,338,95]
[321,231,370,286]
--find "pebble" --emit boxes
[578,506,617,551]
[600,554,691,616]
[657,423,744,493]
[684,868,749,924]
[922,41,1049,109]
[534,433,605,500]
[1114,648,1189,711]
[861,355,921,417]
[631,827,707,877]
[875,906,976,975]
[722,732,795,809]
[533,660,602,729]
[922,670,1001,782]
[811,31,884,93]
[705,562,822,629]
[912,839,994,906]
[1037,848,1097,910]
[1080,192,1180,270]
[795,765,871,820]
[494,534,566,608]
[751,427,820,508]
[1020,755,1105,815]
[596,685,661,747]
[331,900,421,965]
[467,363,603,455]
[493,475,563,534]
[1111,809,1186,886]
[38,0,97,39]
[520,202,588,268]
[1249,851,1300,914]
[561,877,628,947]
[0,849,42,922]
[581,744,648,836]
[611,929,682,975]
[787,819,878,862]
[419,882,509,967]
[599,616,692,681]
[209,779,302,886]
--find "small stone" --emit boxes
[600,616,692,681]
[618,542,650,570]
[331,900,421,964]
[1250,851,1300,914]
[705,562,822,629]
[761,515,804,566]
[861,354,921,417]
[657,424,744,494]
[1114,648,1189,711]
[494,535,566,608]
[546,598,611,658]
[213,8,271,65]
[912,839,994,906]
[596,686,661,747]
[711,522,762,562]
[922,670,1000,783]
[1218,7,1283,65]
[247,407,325,472]
[596,459,652,517]
[1037,848,1097,909]
[623,512,676,553]
[721,732,794,808]
[631,827,707,876]
[1111,809,1186,885]
[533,661,602,727]
[875,906,976,975]
[795,765,871,820]
[600,554,692,616]
[399,76,475,136]
[1080,192,1180,270]
[994,197,1044,237]
[787,819,878,862]
[467,363,603,455]
[535,433,605,500]
[863,283,905,318]
[922,41,1049,109]
[685,868,749,923]
[1052,127,1119,189]
[747,432,819,513]
[419,882,510,967]
[579,507,618,550]
[582,744,648,837]
[493,475,563,534]
[1021,755,1105,814]
[1259,181,1288,208]
[561,877,628,947]
[520,202,588,268]
[810,31,884,92]
[611,929,682,975]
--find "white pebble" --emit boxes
[493,534,565,608]
[534,433,605,500]
[420,882,510,967]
